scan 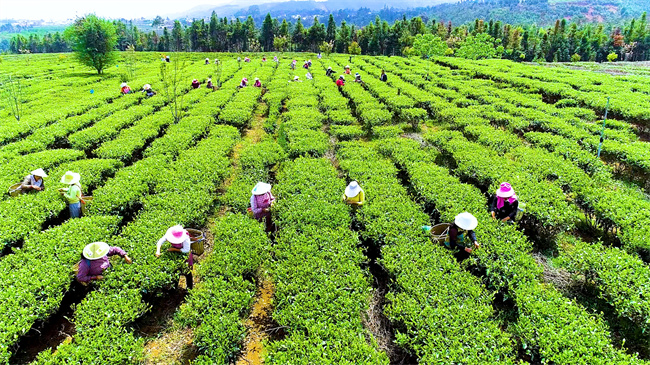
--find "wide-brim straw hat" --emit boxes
[60,171,80,185]
[496,182,515,198]
[345,65,350,69]
[345,181,362,197]
[165,225,188,244]
[252,182,272,196]
[339,75,345,80]
[31,168,48,178]
[120,83,127,87]
[83,242,110,260]
[143,84,151,90]
[327,67,332,70]
[207,78,211,82]
[294,76,299,80]
[455,212,478,231]
[255,78,259,81]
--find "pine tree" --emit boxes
[260,13,274,51]
[326,14,337,43]
[171,20,183,51]
[308,16,326,52]
[209,11,218,51]
[292,17,305,51]
[336,20,350,53]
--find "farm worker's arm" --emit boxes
[20,176,32,190]
[356,190,365,205]
[180,237,191,254]
[107,246,127,257]
[63,185,81,202]
[108,246,132,264]
[155,236,166,257]
[468,230,478,246]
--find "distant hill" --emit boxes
[168,0,650,27]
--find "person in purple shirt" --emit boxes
[76,242,131,283]
[250,182,275,232]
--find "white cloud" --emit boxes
[1,0,227,21]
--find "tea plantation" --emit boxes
[0,52,649,364]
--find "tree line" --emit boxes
[8,11,650,62]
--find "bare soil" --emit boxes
[531,252,575,295]
[236,278,281,365]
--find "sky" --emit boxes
[1,0,236,21]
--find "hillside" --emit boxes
[173,0,649,26]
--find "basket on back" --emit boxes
[186,228,205,256]
[8,183,22,197]
[429,223,451,244]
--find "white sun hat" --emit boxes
[31,168,48,178]
[165,225,188,244]
[455,212,478,231]
[294,76,300,81]
[252,182,272,196]
[83,242,110,260]
[143,84,151,90]
[60,171,80,185]
[345,181,362,198]
[120,82,127,87]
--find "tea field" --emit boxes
[0,52,649,365]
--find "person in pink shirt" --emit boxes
[76,242,131,283]
[250,182,275,232]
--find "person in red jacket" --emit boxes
[336,75,345,87]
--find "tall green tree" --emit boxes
[336,20,350,53]
[171,20,184,51]
[411,34,448,57]
[307,16,326,52]
[209,11,219,51]
[260,13,275,51]
[456,33,500,60]
[292,17,305,51]
[64,14,118,74]
[326,14,337,43]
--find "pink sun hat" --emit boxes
[496,182,515,198]
[165,225,188,244]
